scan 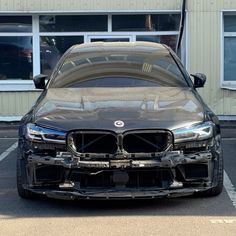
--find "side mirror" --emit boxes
[33,74,47,89]
[191,73,206,88]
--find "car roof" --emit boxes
[70,41,169,54]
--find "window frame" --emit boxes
[0,11,184,91]
[221,11,236,90]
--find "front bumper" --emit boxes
[20,148,220,200]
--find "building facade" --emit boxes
[0,0,236,120]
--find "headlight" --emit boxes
[26,123,66,144]
[173,122,214,143]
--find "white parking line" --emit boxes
[0,142,18,162]
[224,170,236,208]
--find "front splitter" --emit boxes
[30,187,210,200]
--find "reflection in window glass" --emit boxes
[0,36,32,80]
[39,15,107,32]
[68,76,165,88]
[224,37,236,81]
[0,16,32,32]
[0,16,32,33]
[91,38,129,42]
[40,36,84,76]
[224,15,236,32]
[51,51,187,88]
[112,14,180,32]
[136,35,178,51]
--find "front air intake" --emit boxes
[67,131,117,154]
[123,130,173,153]
[67,130,173,157]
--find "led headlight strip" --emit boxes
[173,122,214,143]
[26,123,66,144]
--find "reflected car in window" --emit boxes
[0,35,33,79]
[0,24,61,80]
[17,42,223,200]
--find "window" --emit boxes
[0,16,32,32]
[223,14,236,87]
[112,14,180,31]
[0,36,33,80]
[40,15,110,76]
[39,15,108,32]
[0,13,182,90]
[0,16,33,80]
[112,14,180,51]
[40,36,84,76]
[224,15,236,32]
[136,35,178,51]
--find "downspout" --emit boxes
[176,0,186,56]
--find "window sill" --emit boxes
[0,80,40,91]
[0,116,22,121]
[221,82,236,91]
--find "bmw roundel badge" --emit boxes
[114,120,125,128]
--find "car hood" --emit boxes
[34,87,205,132]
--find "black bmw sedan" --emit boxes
[17,42,223,200]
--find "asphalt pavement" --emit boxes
[0,126,235,236]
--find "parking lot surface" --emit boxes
[0,127,235,236]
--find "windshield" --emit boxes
[49,50,188,88]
